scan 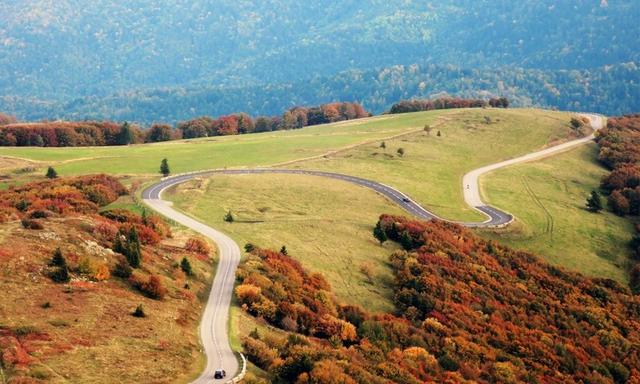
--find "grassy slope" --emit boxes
[166,173,405,313]
[291,108,577,221]
[0,112,447,175]
[479,144,634,282]
[0,219,214,383]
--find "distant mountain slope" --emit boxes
[0,0,638,102]
[2,62,637,124]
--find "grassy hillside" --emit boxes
[0,174,217,383]
[480,144,635,283]
[166,173,405,313]
[0,111,446,176]
[291,108,578,221]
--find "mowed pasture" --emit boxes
[165,173,405,312]
[290,108,580,221]
[479,144,635,283]
[0,111,448,175]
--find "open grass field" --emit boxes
[290,108,579,221]
[479,144,635,282]
[0,112,448,175]
[166,173,405,313]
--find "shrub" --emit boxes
[131,274,167,300]
[132,304,146,318]
[180,257,193,276]
[112,256,133,278]
[21,218,43,230]
[185,237,210,255]
[45,166,58,179]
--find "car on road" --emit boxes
[214,369,226,379]
[402,197,410,202]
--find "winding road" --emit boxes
[141,114,603,382]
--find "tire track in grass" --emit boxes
[521,176,554,240]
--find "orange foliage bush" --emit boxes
[185,237,210,256]
[130,274,167,300]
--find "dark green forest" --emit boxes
[2,62,637,124]
[0,1,638,123]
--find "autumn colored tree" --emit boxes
[609,190,630,215]
[215,115,239,135]
[185,237,210,255]
[0,112,17,125]
[146,124,173,142]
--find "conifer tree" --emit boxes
[50,247,66,267]
[586,190,603,212]
[373,222,387,245]
[46,166,58,179]
[181,257,193,276]
[160,158,170,177]
[117,122,134,145]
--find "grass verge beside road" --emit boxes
[479,144,634,283]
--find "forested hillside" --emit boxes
[236,217,640,383]
[0,1,638,122]
[2,62,638,124]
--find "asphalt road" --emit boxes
[141,113,603,382]
[462,113,604,225]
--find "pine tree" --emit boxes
[373,222,387,245]
[50,247,66,267]
[380,141,386,149]
[160,158,170,177]
[181,257,193,276]
[397,148,405,157]
[586,190,603,212]
[49,248,70,283]
[50,265,70,283]
[45,166,58,179]
[244,243,255,253]
[127,226,141,268]
[132,304,146,318]
[400,231,414,250]
[117,122,134,145]
[280,246,288,255]
[224,211,234,223]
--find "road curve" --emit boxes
[462,114,604,223]
[141,113,603,382]
[143,182,240,384]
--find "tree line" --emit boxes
[0,102,369,147]
[594,114,640,292]
[389,97,509,114]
